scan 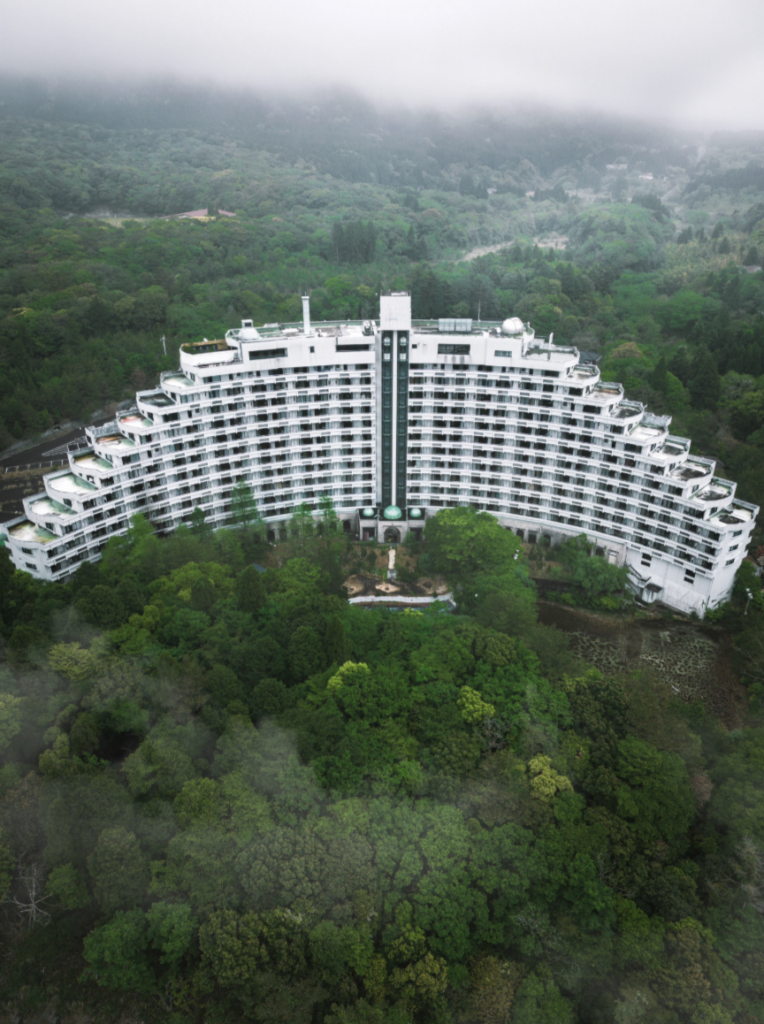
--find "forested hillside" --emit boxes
[2,505,764,1024]
[1,89,763,522]
[3,114,764,530]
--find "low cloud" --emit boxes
[2,0,764,128]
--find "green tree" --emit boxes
[190,506,211,540]
[385,904,448,1011]
[250,678,289,718]
[46,863,90,909]
[424,506,521,580]
[319,494,341,542]
[75,584,126,628]
[689,352,722,410]
[650,355,669,392]
[145,901,198,965]
[82,908,155,994]
[556,533,629,602]
[324,617,347,665]
[510,967,576,1024]
[87,827,150,914]
[43,774,134,870]
[69,713,100,757]
[457,685,496,724]
[190,575,216,612]
[290,502,315,555]
[616,735,695,846]
[563,851,616,931]
[235,565,267,615]
[0,830,14,900]
[48,642,98,684]
[474,589,538,638]
[527,755,573,802]
[574,553,629,601]
[123,729,198,800]
[288,625,327,682]
[231,482,260,531]
[0,694,23,754]
[121,512,163,582]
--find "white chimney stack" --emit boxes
[301,295,312,337]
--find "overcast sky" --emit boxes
[4,0,764,128]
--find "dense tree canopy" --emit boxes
[0,503,763,1024]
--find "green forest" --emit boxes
[2,504,764,1024]
[3,84,764,1024]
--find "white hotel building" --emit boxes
[2,293,758,616]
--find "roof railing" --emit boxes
[86,421,119,439]
[642,412,672,429]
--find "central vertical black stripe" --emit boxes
[381,332,393,507]
[396,331,409,507]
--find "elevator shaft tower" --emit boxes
[376,293,411,509]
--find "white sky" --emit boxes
[4,0,764,128]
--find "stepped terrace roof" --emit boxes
[74,453,115,472]
[48,473,97,495]
[97,434,136,452]
[9,521,56,543]
[119,413,154,429]
[28,496,77,517]
[180,339,229,354]
[696,480,733,502]
[139,392,175,408]
[161,373,196,390]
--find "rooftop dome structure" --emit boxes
[383,505,402,520]
[501,317,524,336]
[238,319,261,341]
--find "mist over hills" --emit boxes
[0,76,735,202]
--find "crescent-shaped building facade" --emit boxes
[2,292,757,616]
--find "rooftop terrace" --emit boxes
[73,453,113,472]
[180,339,229,354]
[570,363,599,377]
[653,438,691,460]
[642,412,672,430]
[119,413,154,429]
[139,392,175,408]
[673,463,710,481]
[696,480,733,503]
[526,347,577,364]
[720,500,757,523]
[161,373,197,390]
[611,401,643,420]
[28,496,77,517]
[97,434,136,452]
[716,511,750,525]
[48,473,98,496]
[630,424,665,443]
[9,520,56,543]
